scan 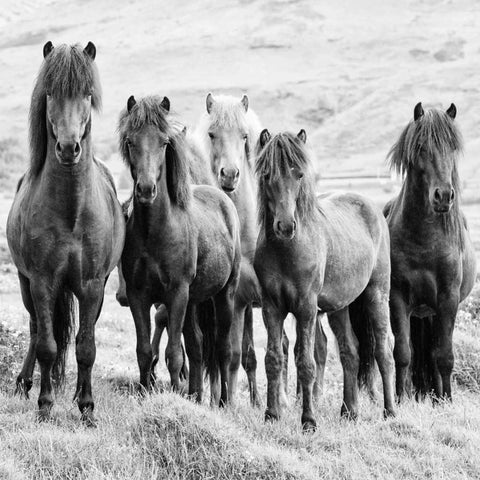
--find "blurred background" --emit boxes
[1,0,480,248]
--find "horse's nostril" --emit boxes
[434,189,442,202]
[235,169,240,179]
[74,142,81,156]
[450,189,455,202]
[292,220,297,231]
[220,168,225,177]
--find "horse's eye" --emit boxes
[208,132,215,140]
[243,133,248,140]
[125,139,132,148]
[297,172,304,180]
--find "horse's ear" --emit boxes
[127,95,136,113]
[259,129,271,149]
[206,93,215,114]
[241,94,249,112]
[43,41,53,58]
[84,41,96,60]
[297,129,307,144]
[161,96,170,113]
[446,103,457,120]
[414,102,424,121]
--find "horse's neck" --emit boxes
[394,175,458,237]
[229,159,258,255]
[132,172,177,241]
[40,134,95,217]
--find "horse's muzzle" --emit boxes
[135,181,157,205]
[219,167,240,193]
[56,141,81,166]
[274,220,297,240]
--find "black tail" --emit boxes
[198,298,218,384]
[349,294,377,390]
[410,315,433,398]
[52,288,76,389]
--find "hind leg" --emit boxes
[228,299,246,404]
[213,283,235,407]
[328,307,359,420]
[241,304,261,407]
[75,280,105,425]
[432,296,458,400]
[183,304,203,402]
[313,313,327,401]
[16,273,37,398]
[293,301,318,431]
[363,286,396,417]
[390,291,411,402]
[263,300,286,422]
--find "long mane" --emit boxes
[387,108,464,245]
[29,44,102,177]
[255,132,318,229]
[118,95,191,208]
[194,94,262,171]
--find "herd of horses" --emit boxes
[5,42,477,431]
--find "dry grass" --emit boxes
[1,278,480,479]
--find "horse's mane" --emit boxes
[29,44,102,177]
[194,94,262,170]
[118,95,191,208]
[255,132,318,229]
[387,107,464,246]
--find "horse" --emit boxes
[115,113,214,385]
[118,95,241,406]
[254,129,395,431]
[7,42,125,424]
[382,103,476,401]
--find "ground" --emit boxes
[1,0,480,479]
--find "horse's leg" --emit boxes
[29,278,57,420]
[165,285,189,391]
[241,304,260,407]
[228,299,246,405]
[74,280,105,425]
[390,292,411,402]
[313,313,327,402]
[213,284,235,407]
[432,296,458,401]
[294,302,318,431]
[328,307,359,420]
[151,304,167,384]
[183,304,203,402]
[128,291,153,390]
[281,327,290,406]
[363,286,396,418]
[263,300,286,422]
[115,260,129,307]
[16,273,37,398]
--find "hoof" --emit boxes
[383,407,396,419]
[15,377,32,398]
[264,409,279,422]
[81,409,97,428]
[37,407,52,423]
[340,405,358,421]
[301,417,317,433]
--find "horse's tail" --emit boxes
[52,288,76,389]
[410,315,433,398]
[198,298,218,384]
[349,294,377,391]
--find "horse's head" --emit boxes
[391,102,461,215]
[121,95,171,205]
[42,41,100,167]
[204,93,250,193]
[256,129,309,240]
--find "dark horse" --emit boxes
[383,103,476,401]
[7,42,125,423]
[119,95,241,405]
[254,130,395,430]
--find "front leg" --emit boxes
[127,289,154,390]
[74,279,105,425]
[390,291,411,402]
[262,299,287,423]
[294,301,318,431]
[165,284,189,392]
[432,294,459,400]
